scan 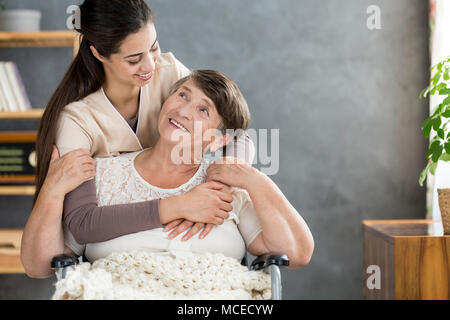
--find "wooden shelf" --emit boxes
[0,185,35,196]
[0,30,78,48]
[0,229,24,274]
[0,109,44,119]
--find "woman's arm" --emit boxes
[245,173,314,268]
[63,179,161,244]
[206,159,314,269]
[63,179,234,244]
[21,147,95,278]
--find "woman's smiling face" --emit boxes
[158,79,225,155]
[92,22,161,87]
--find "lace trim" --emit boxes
[95,151,212,207]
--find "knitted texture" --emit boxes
[52,251,271,300]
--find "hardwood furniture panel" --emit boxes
[363,220,450,300]
[363,226,394,299]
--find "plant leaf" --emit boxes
[438,128,445,139]
[433,117,442,130]
[424,122,433,138]
[432,71,442,86]
[427,140,441,158]
[419,162,432,186]
[431,87,438,95]
[422,117,433,129]
[432,144,443,162]
[420,85,432,98]
[439,88,450,95]
[430,161,438,175]
[440,153,450,161]
[443,96,450,106]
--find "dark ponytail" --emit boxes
[34,0,153,203]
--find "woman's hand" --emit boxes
[159,180,234,241]
[41,146,95,199]
[206,156,259,189]
[159,181,233,224]
[163,219,214,241]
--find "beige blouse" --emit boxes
[55,52,190,158]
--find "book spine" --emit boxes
[0,78,8,111]
[0,62,19,111]
[11,62,31,110]
[6,62,28,111]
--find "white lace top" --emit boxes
[64,150,263,262]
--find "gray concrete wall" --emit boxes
[0,0,429,299]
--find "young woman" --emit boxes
[63,70,314,268]
[21,0,254,278]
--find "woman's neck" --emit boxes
[103,79,140,120]
[136,140,201,186]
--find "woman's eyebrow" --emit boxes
[123,38,158,59]
[124,52,143,59]
[180,85,214,109]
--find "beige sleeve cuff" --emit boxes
[55,112,92,157]
[234,189,263,247]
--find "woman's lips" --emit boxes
[135,72,152,81]
[169,118,189,132]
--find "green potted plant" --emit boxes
[0,1,41,32]
[419,56,450,234]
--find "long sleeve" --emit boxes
[63,179,163,244]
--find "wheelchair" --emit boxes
[51,252,289,300]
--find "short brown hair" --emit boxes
[169,70,251,134]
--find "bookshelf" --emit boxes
[0,30,79,274]
[0,30,79,54]
[0,109,44,119]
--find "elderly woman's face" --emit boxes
[158,79,224,154]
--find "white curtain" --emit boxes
[428,0,450,220]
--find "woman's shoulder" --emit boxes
[60,88,104,118]
[155,52,184,70]
[153,52,191,80]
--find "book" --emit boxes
[4,62,31,111]
[0,62,19,111]
[0,79,8,111]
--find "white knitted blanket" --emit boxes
[52,251,271,300]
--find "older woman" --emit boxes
[63,70,314,268]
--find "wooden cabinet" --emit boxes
[363,219,450,300]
